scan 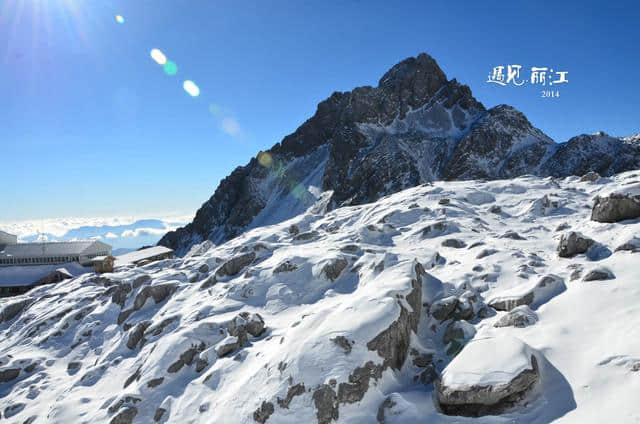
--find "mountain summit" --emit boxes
[159,53,640,254]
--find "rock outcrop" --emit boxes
[591,185,640,223]
[436,336,540,416]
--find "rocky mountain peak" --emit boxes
[159,53,640,255]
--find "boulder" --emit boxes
[488,274,565,311]
[494,305,538,328]
[215,335,242,357]
[216,252,256,277]
[500,231,526,240]
[441,238,467,248]
[273,260,298,274]
[0,299,32,323]
[321,258,348,281]
[557,231,595,258]
[436,336,540,417]
[591,186,640,223]
[420,221,459,238]
[476,248,499,259]
[582,267,615,281]
[615,235,640,252]
[429,296,458,321]
[0,368,20,383]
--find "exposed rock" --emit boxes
[580,171,600,182]
[239,312,266,337]
[501,230,526,240]
[3,403,26,419]
[430,296,458,321]
[557,231,595,258]
[0,299,32,323]
[277,383,306,409]
[294,231,318,242]
[615,235,640,252]
[366,263,422,370]
[420,221,459,238]
[153,408,166,422]
[253,401,274,423]
[0,367,20,383]
[476,248,499,259]
[110,407,138,424]
[167,344,201,373]
[591,187,640,223]
[436,336,540,417]
[443,321,476,356]
[488,274,565,311]
[273,260,298,274]
[322,258,348,281]
[376,397,397,424]
[494,305,538,328]
[489,205,502,214]
[147,377,164,388]
[133,283,179,310]
[331,336,353,354]
[313,384,339,424]
[583,267,616,281]
[441,238,467,248]
[216,252,256,277]
[198,263,210,274]
[215,335,242,357]
[126,321,151,350]
[338,361,383,404]
[67,361,82,375]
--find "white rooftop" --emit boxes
[115,246,173,266]
[0,262,89,287]
[0,241,105,258]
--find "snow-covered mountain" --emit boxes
[2,171,640,423]
[158,53,640,255]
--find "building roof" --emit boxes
[115,246,173,266]
[0,262,89,287]
[0,240,108,258]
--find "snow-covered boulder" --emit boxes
[591,184,640,223]
[615,235,640,252]
[436,336,540,416]
[488,274,565,311]
[582,267,616,281]
[494,305,538,328]
[557,231,595,258]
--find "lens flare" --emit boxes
[163,61,178,75]
[150,49,167,65]
[257,152,273,168]
[115,15,125,24]
[183,80,200,97]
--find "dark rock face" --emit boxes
[591,190,640,223]
[159,54,640,255]
[313,385,339,424]
[253,401,274,424]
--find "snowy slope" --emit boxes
[2,171,640,423]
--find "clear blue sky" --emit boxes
[2,0,638,221]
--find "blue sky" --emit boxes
[2,0,639,221]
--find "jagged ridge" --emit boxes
[159,53,640,255]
